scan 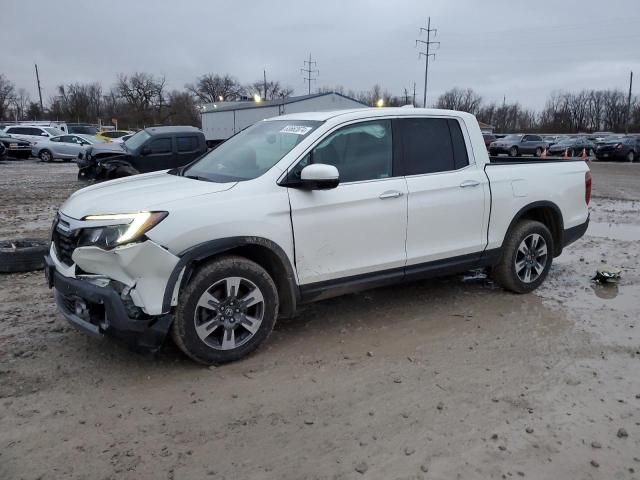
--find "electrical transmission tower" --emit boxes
[301,54,319,95]
[416,17,440,107]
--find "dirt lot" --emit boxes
[1,159,639,480]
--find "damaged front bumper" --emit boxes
[45,255,172,350]
[45,237,181,351]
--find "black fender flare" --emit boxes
[161,236,299,315]
[504,200,564,256]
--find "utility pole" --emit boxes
[625,71,633,134]
[403,88,410,105]
[416,17,440,108]
[413,82,416,106]
[263,70,268,100]
[34,64,44,113]
[301,54,319,95]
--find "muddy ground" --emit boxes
[0,159,639,480]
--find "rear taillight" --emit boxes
[585,171,592,205]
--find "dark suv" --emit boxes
[489,134,549,157]
[77,126,206,180]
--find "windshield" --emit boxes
[502,135,523,141]
[45,127,64,136]
[183,120,322,182]
[123,130,151,150]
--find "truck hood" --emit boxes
[89,142,126,155]
[61,171,237,219]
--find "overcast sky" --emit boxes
[3,0,639,109]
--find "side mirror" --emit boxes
[299,164,339,190]
[140,145,151,155]
[41,132,49,137]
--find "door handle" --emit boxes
[459,180,480,188]
[379,190,404,199]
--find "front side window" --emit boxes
[184,120,321,182]
[291,120,393,183]
[397,118,468,175]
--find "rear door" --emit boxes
[176,135,203,166]
[287,119,408,285]
[397,117,488,270]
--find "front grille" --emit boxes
[53,222,78,266]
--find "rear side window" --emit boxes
[177,136,198,152]
[397,118,468,175]
[150,138,172,154]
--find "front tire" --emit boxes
[39,150,52,163]
[535,147,543,157]
[627,151,635,163]
[172,256,279,365]
[492,220,553,294]
[509,146,519,157]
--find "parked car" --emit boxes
[0,141,6,161]
[542,135,564,147]
[0,130,32,159]
[482,133,496,150]
[488,134,548,157]
[32,134,106,163]
[77,126,207,180]
[96,130,134,142]
[45,108,591,365]
[548,136,595,157]
[4,125,65,144]
[111,133,134,143]
[595,135,639,162]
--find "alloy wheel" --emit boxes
[514,233,548,284]
[193,276,265,350]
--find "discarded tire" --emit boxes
[0,239,50,273]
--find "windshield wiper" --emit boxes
[184,174,213,182]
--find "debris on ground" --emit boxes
[592,265,622,284]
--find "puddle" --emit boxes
[587,222,640,241]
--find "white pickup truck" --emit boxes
[45,108,591,364]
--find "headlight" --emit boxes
[78,211,168,249]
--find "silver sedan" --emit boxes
[32,134,106,162]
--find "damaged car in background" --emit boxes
[76,126,206,180]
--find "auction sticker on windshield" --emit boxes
[280,125,313,135]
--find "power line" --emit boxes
[300,53,319,95]
[416,17,440,108]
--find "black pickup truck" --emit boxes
[77,126,206,180]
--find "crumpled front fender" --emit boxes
[72,240,179,315]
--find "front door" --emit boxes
[287,119,408,286]
[396,117,489,268]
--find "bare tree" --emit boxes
[12,88,31,120]
[0,74,15,120]
[186,74,244,103]
[164,90,201,126]
[435,88,483,115]
[117,72,166,125]
[246,80,294,101]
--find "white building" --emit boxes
[200,92,367,146]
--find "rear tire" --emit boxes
[627,151,635,163]
[535,147,542,157]
[171,256,279,365]
[492,220,553,294]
